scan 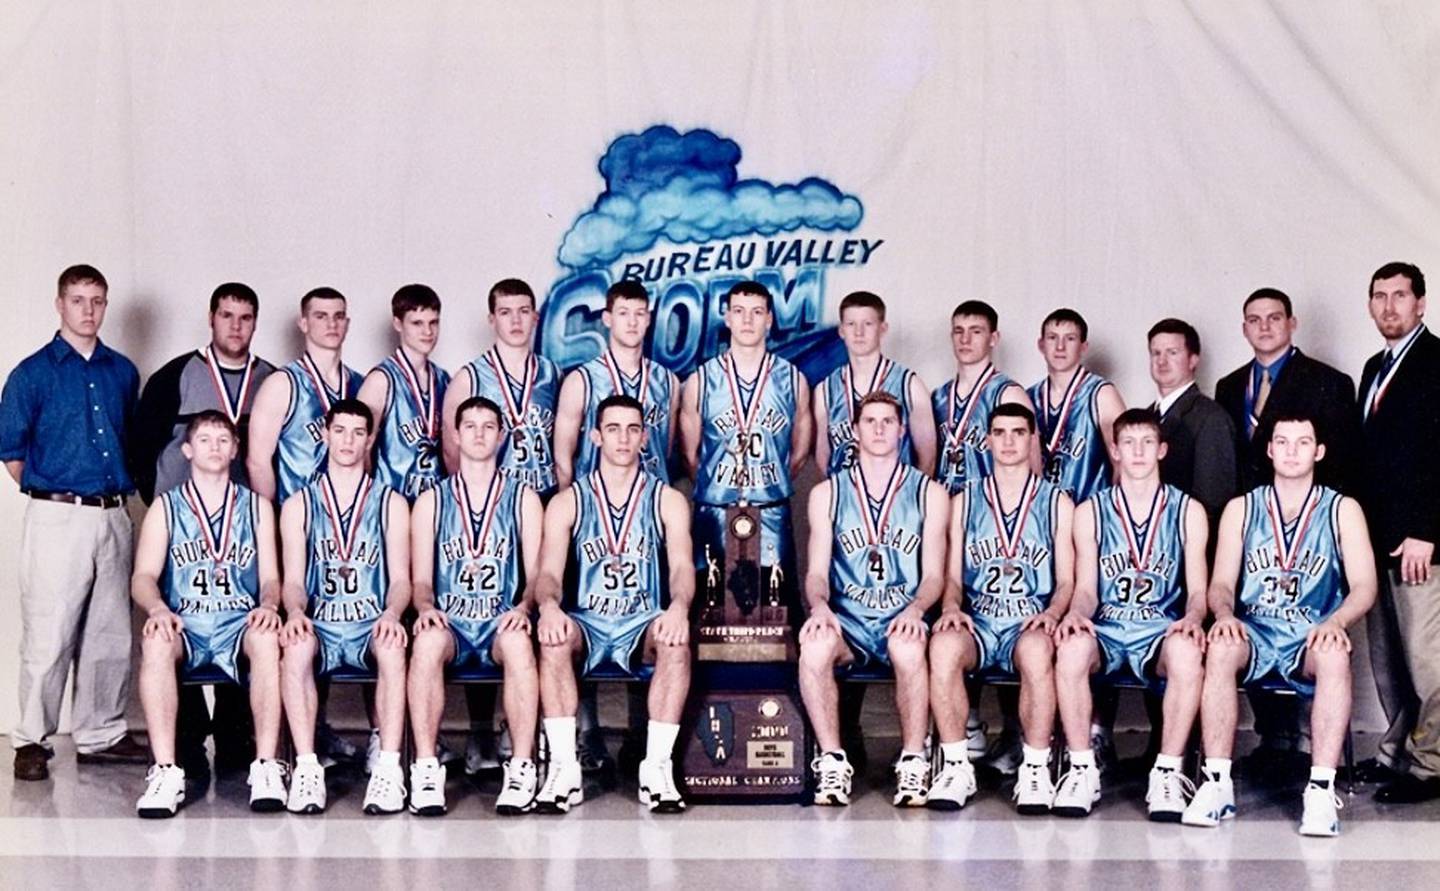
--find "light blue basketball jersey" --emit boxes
[694,352,799,506]
[433,473,525,625]
[933,367,1018,495]
[1236,485,1346,656]
[829,463,929,662]
[573,353,676,482]
[468,349,561,498]
[1092,483,1189,634]
[276,356,362,504]
[566,471,667,675]
[303,474,392,673]
[822,358,916,476]
[962,475,1061,624]
[372,353,450,503]
[1027,370,1113,503]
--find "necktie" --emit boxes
[1379,349,1396,379]
[1252,367,1272,430]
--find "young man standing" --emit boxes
[932,300,1037,496]
[1052,409,1209,820]
[358,284,450,502]
[278,400,412,815]
[533,395,695,814]
[130,411,286,817]
[927,404,1074,813]
[1027,308,1126,503]
[800,393,949,807]
[554,279,678,487]
[247,287,363,505]
[813,291,936,476]
[681,280,812,603]
[408,397,543,816]
[1182,415,1376,836]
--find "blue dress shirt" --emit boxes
[0,334,139,496]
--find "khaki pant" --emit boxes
[1369,567,1440,779]
[13,498,134,753]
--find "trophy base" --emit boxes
[681,686,808,804]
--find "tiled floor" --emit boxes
[4,728,1440,890]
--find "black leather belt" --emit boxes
[27,490,125,508]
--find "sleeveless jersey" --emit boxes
[276,356,363,504]
[822,357,916,476]
[962,475,1062,623]
[565,471,668,618]
[372,354,451,503]
[160,482,262,617]
[1027,369,1113,502]
[303,474,392,625]
[468,348,561,497]
[1236,485,1346,638]
[573,353,676,482]
[432,472,525,625]
[694,352,799,506]
[1092,483,1189,628]
[933,367,1018,495]
[829,463,929,629]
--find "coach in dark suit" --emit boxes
[1147,318,1237,525]
[1215,288,1361,493]
[1357,262,1440,804]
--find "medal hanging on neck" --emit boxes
[1367,334,1421,419]
[984,473,1040,574]
[1265,485,1321,575]
[591,471,644,572]
[455,472,503,581]
[299,352,347,413]
[394,348,437,440]
[183,480,237,586]
[1040,368,1087,480]
[851,462,905,574]
[202,345,257,424]
[319,473,374,588]
[484,347,536,433]
[723,352,773,463]
[945,364,996,473]
[1115,484,1167,575]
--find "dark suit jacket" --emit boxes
[1215,348,1361,494]
[1158,385,1238,524]
[1357,327,1440,559]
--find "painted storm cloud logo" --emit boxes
[539,125,886,379]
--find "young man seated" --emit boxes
[928,404,1074,813]
[532,395,695,814]
[799,392,948,807]
[278,400,413,815]
[1052,409,1208,819]
[407,397,544,815]
[130,411,285,817]
[1183,415,1376,837]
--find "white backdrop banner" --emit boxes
[0,0,1437,730]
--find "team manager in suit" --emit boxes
[1357,261,1440,804]
[1146,318,1237,526]
[1215,288,1361,493]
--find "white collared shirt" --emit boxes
[1154,380,1196,419]
[1364,323,1427,418]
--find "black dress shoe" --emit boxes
[1375,775,1440,804]
[1342,758,1400,785]
[13,744,50,781]
[77,734,151,765]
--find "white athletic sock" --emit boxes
[940,741,969,763]
[1069,748,1095,768]
[1022,744,1050,766]
[646,720,680,763]
[1203,757,1232,781]
[297,753,320,767]
[545,717,578,764]
[376,750,400,768]
[1153,753,1183,771]
[414,756,439,771]
[1309,766,1337,786]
